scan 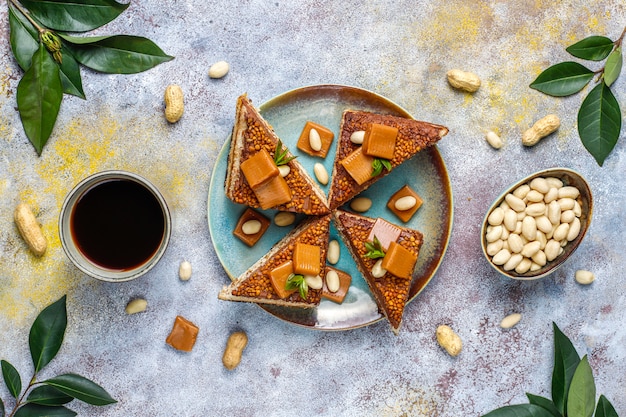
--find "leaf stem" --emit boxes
[615,25,626,48]
[7,0,46,34]
[6,373,37,417]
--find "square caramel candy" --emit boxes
[296,121,335,158]
[292,242,321,276]
[362,123,397,160]
[254,175,292,210]
[233,208,270,247]
[367,218,402,251]
[269,260,297,299]
[381,241,418,280]
[166,315,199,352]
[340,147,374,185]
[387,185,423,223]
[240,148,279,189]
[322,266,352,304]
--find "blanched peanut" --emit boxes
[350,197,372,212]
[485,131,503,149]
[313,163,329,185]
[309,128,322,151]
[242,219,262,235]
[575,270,595,285]
[492,249,511,265]
[487,207,504,226]
[350,130,365,144]
[326,270,340,293]
[179,261,192,281]
[505,194,526,212]
[327,240,340,264]
[522,114,560,146]
[274,212,296,227]
[208,61,230,79]
[395,196,417,211]
[278,165,290,177]
[305,275,323,290]
[125,298,147,314]
[371,259,387,278]
[500,313,522,329]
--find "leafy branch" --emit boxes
[285,274,308,299]
[273,140,297,166]
[482,322,618,417]
[1,295,116,417]
[364,236,386,259]
[530,26,625,166]
[371,158,392,177]
[7,0,174,155]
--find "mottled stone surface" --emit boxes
[0,1,625,416]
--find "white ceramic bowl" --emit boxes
[480,168,592,280]
[59,170,171,282]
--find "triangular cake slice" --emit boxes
[328,110,448,210]
[219,214,331,308]
[333,210,423,334]
[224,94,330,215]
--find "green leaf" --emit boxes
[595,395,619,417]
[1,360,22,399]
[57,47,85,99]
[14,404,76,417]
[578,81,621,166]
[566,36,614,61]
[274,140,297,166]
[61,35,174,74]
[482,403,556,417]
[566,355,595,417]
[18,0,129,32]
[43,374,117,406]
[526,393,562,417]
[529,62,594,97]
[27,385,73,406]
[28,295,67,373]
[8,6,85,98]
[364,236,386,259]
[603,47,622,87]
[551,322,580,415]
[8,3,40,71]
[285,274,308,300]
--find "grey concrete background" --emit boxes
[1,1,625,415]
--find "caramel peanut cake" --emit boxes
[333,210,423,335]
[328,110,448,210]
[218,215,331,308]
[224,94,330,215]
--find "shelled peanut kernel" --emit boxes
[485,177,584,274]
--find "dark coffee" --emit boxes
[70,179,166,271]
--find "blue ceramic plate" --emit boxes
[208,85,453,330]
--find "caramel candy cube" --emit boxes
[362,123,397,160]
[340,148,374,185]
[240,148,279,189]
[387,185,424,223]
[270,261,298,299]
[322,266,352,304]
[166,315,199,352]
[381,241,418,280]
[233,208,270,247]
[367,218,402,251]
[292,242,321,276]
[254,175,292,210]
[297,121,335,158]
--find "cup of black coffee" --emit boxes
[59,170,171,282]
